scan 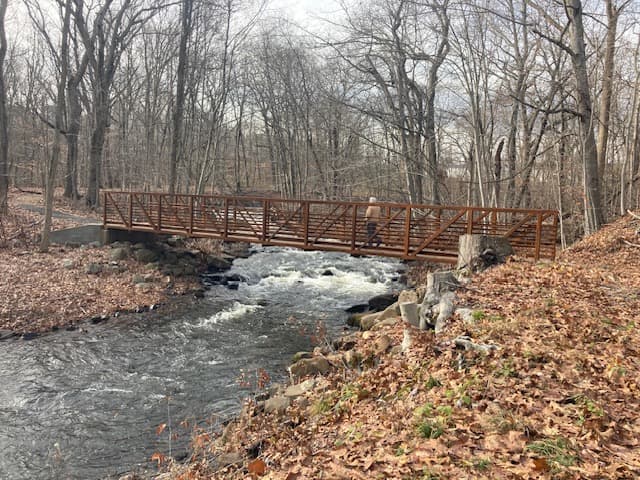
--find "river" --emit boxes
[0,247,403,479]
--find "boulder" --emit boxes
[134,248,158,264]
[110,247,129,261]
[378,303,399,320]
[289,356,331,379]
[163,252,178,264]
[62,259,75,269]
[264,395,292,414]
[284,379,316,398]
[398,290,418,305]
[332,333,359,351]
[374,334,393,354]
[371,317,399,331]
[368,293,398,312]
[345,303,369,314]
[455,307,476,324]
[206,256,232,272]
[85,263,102,275]
[343,350,363,368]
[223,242,251,258]
[360,312,382,331]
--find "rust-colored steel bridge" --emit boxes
[103,191,558,263]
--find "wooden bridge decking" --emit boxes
[103,191,558,263]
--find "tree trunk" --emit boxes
[566,0,604,233]
[87,87,109,207]
[63,81,82,199]
[596,0,620,182]
[41,0,71,251]
[169,0,193,194]
[0,0,8,215]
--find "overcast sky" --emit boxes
[266,0,343,28]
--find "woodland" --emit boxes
[0,0,638,249]
[0,1,639,478]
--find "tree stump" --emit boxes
[457,234,514,272]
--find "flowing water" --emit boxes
[0,247,403,479]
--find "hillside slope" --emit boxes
[167,214,640,480]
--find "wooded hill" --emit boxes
[163,213,640,479]
[0,1,639,250]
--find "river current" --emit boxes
[0,247,403,479]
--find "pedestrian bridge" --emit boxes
[102,191,558,263]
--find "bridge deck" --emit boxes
[103,191,558,263]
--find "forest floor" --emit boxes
[0,188,201,334]
[162,213,640,480]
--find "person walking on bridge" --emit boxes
[365,197,382,247]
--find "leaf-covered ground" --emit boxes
[0,189,199,333]
[166,214,640,480]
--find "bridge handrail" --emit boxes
[102,190,558,262]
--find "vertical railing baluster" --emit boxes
[262,199,269,242]
[128,192,133,229]
[350,202,358,250]
[223,197,229,238]
[403,205,411,257]
[535,213,543,260]
[189,195,194,235]
[157,194,162,232]
[466,208,474,235]
[303,201,310,247]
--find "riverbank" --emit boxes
[0,189,213,336]
[159,213,640,479]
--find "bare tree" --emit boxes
[0,0,8,215]
[335,0,450,204]
[168,0,192,194]
[75,0,162,207]
[41,0,71,251]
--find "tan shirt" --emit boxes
[365,205,381,222]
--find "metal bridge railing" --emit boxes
[103,191,558,262]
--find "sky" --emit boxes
[266,0,343,29]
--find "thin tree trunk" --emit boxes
[0,0,8,215]
[596,0,621,182]
[41,0,71,251]
[169,0,193,194]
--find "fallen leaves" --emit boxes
[0,191,200,333]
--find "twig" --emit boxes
[627,210,640,221]
[622,240,640,248]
